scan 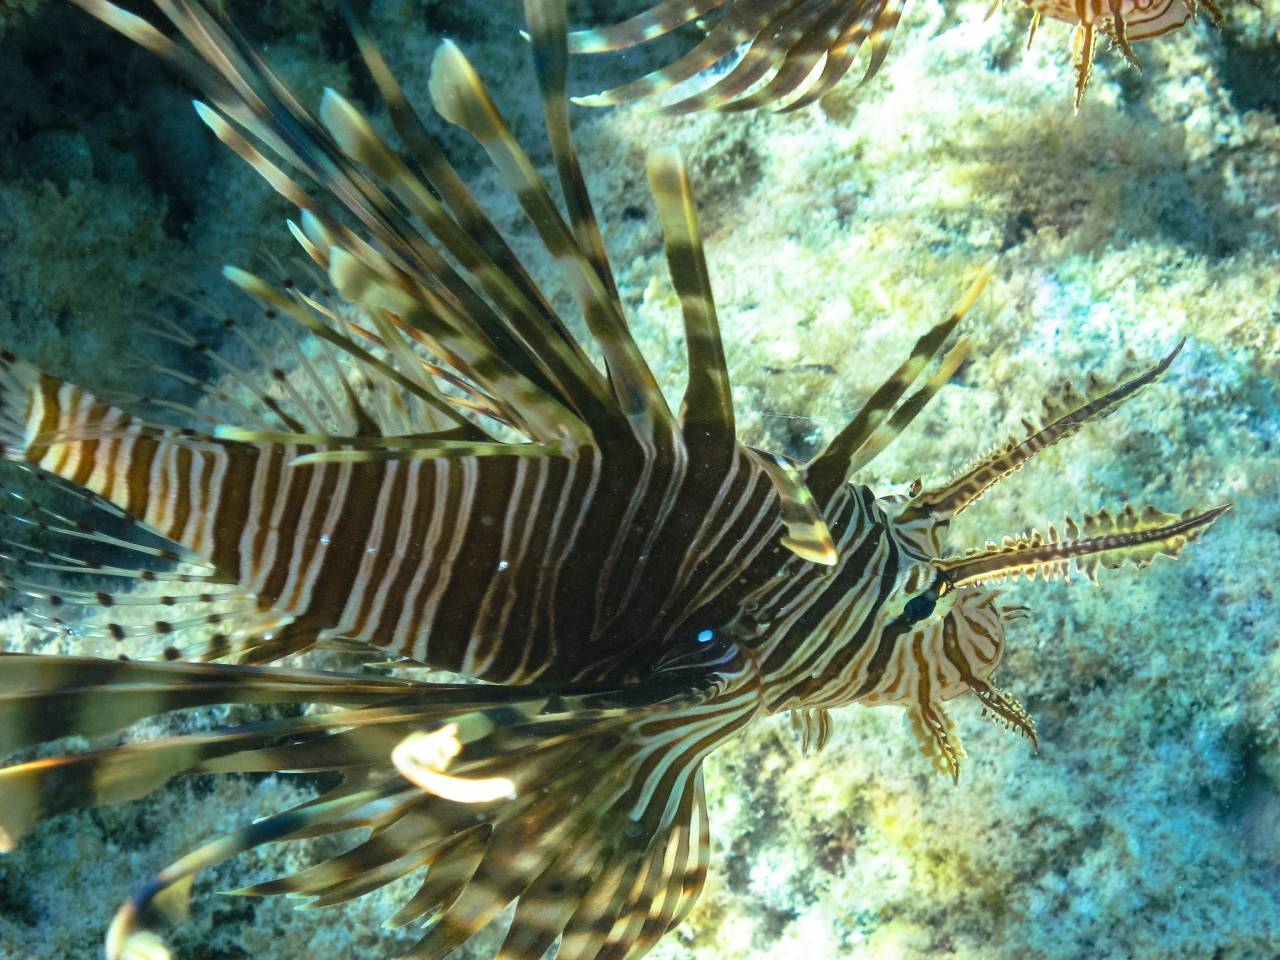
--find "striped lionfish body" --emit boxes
[0,1,1228,958]
[567,0,1247,111]
[5,359,790,683]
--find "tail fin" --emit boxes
[0,649,756,960]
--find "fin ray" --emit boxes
[645,148,735,445]
[912,340,1186,521]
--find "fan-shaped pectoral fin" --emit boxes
[1,648,748,960]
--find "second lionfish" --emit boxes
[568,0,1251,111]
[0,0,1227,957]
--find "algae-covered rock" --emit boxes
[0,0,1276,957]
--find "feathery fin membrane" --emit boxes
[0,651,745,960]
[936,502,1231,588]
[910,339,1186,522]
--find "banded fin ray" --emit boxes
[73,0,608,451]
[341,11,608,407]
[428,31,676,440]
[0,648,753,960]
[645,147,735,446]
[774,0,907,113]
[312,81,613,431]
[570,0,911,113]
[908,339,1187,522]
[805,264,991,503]
[572,0,795,109]
[524,0,624,314]
[659,0,842,115]
[567,0,724,53]
[702,2,864,114]
[0,653,412,767]
[935,502,1231,588]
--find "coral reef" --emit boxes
[0,0,1276,957]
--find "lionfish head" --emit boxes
[839,338,1231,778]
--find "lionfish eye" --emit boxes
[902,591,937,624]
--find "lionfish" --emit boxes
[568,0,1247,111]
[0,0,1227,958]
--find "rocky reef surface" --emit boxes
[0,1,1276,957]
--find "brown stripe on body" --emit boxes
[522,448,600,682]
[670,473,802,646]
[587,441,657,636]
[592,446,779,679]
[90,408,127,502]
[758,504,900,709]
[123,434,159,520]
[671,451,780,620]
[388,460,457,660]
[622,449,784,681]
[42,383,87,477]
[23,374,62,465]
[243,444,294,595]
[807,557,907,709]
[652,445,752,627]
[405,457,481,669]
[363,460,431,650]
[174,442,211,549]
[275,459,349,612]
[762,491,884,670]
[163,444,196,547]
[183,444,222,555]
[66,397,107,488]
[248,444,309,603]
[143,440,184,537]
[144,436,173,533]
[842,540,909,702]
[274,459,386,638]
[429,456,521,673]
[258,455,344,612]
[486,451,599,683]
[593,441,701,642]
[461,456,541,676]
[807,548,891,676]
[206,442,261,580]
[18,373,270,586]
[478,456,556,679]
[749,485,868,627]
[346,458,413,642]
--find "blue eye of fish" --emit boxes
[903,592,937,623]
[696,629,715,644]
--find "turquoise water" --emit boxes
[0,1,1276,958]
